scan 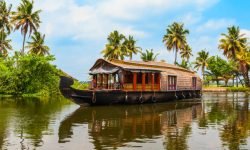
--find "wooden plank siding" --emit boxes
[160,72,201,91]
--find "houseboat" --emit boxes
[60,58,202,105]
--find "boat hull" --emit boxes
[60,76,201,106]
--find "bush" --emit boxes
[0,54,60,95]
[226,87,250,92]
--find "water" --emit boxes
[0,92,250,150]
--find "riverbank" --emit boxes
[203,86,250,92]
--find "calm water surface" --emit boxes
[0,92,250,150]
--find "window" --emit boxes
[124,71,133,83]
[168,76,177,90]
[137,73,142,84]
[192,77,197,89]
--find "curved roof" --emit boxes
[90,58,195,72]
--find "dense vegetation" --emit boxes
[0,54,59,95]
[0,0,69,96]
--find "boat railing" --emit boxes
[123,83,160,91]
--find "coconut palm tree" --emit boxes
[219,26,249,86]
[180,44,193,62]
[26,31,49,56]
[0,30,12,57]
[11,0,41,55]
[176,59,191,70]
[0,0,12,34]
[194,50,209,81]
[219,26,247,60]
[140,49,159,62]
[101,30,126,60]
[123,36,141,60]
[163,22,189,65]
[235,50,250,86]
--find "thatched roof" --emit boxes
[90,59,198,76]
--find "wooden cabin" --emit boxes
[89,59,202,92]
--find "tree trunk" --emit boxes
[174,47,178,65]
[232,76,235,87]
[216,77,219,87]
[236,75,238,87]
[202,67,205,81]
[21,32,27,55]
[245,65,250,87]
[225,79,228,87]
[237,75,244,87]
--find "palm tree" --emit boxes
[11,0,41,55]
[180,44,193,62]
[26,31,49,56]
[176,59,191,69]
[140,49,159,62]
[163,22,189,65]
[0,0,12,34]
[235,50,250,86]
[123,36,141,60]
[219,26,249,86]
[219,26,247,60]
[101,30,126,60]
[0,30,12,57]
[194,50,209,81]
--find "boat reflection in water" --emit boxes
[58,101,202,149]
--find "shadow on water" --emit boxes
[58,100,202,149]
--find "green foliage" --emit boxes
[0,0,12,33]
[123,35,141,60]
[0,30,12,57]
[194,49,210,82]
[26,31,50,56]
[219,26,250,87]
[0,54,60,95]
[11,0,41,54]
[140,49,159,62]
[226,87,250,92]
[207,56,234,86]
[163,22,189,64]
[101,30,141,61]
[180,44,193,62]
[71,81,89,90]
[207,56,233,77]
[219,26,247,59]
[176,59,191,70]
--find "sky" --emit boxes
[6,0,250,81]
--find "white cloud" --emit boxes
[178,12,203,26]
[6,0,218,41]
[196,19,235,32]
[241,29,250,39]
[7,0,222,80]
[189,35,222,58]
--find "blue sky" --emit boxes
[7,0,250,80]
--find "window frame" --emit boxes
[192,77,197,90]
[167,75,177,91]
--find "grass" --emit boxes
[226,87,250,92]
[0,94,13,98]
[203,85,250,92]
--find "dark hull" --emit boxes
[60,76,202,106]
